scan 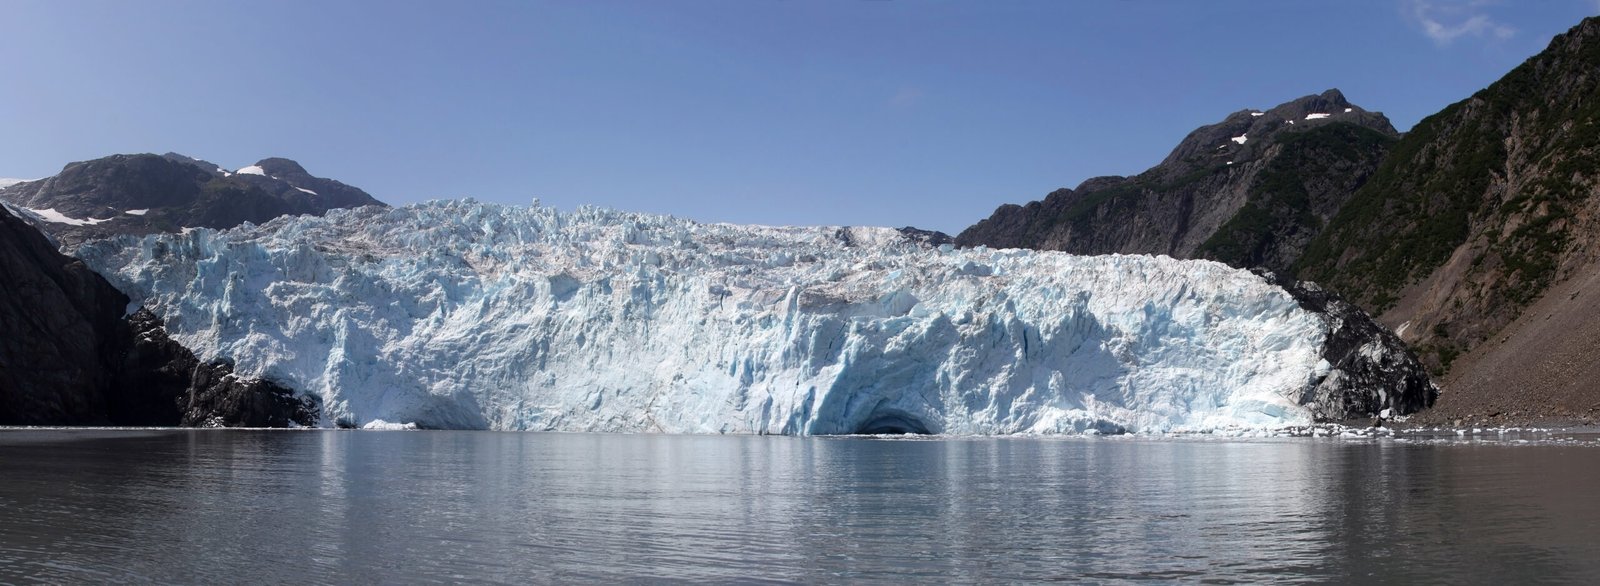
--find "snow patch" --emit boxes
[25,207,113,226]
[1250,112,1264,117]
[236,165,266,176]
[1230,134,1248,145]
[1343,108,1353,113]
[294,186,318,196]
[0,178,28,189]
[1305,113,1331,120]
[125,209,149,216]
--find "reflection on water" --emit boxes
[0,431,1596,583]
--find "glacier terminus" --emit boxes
[76,201,1435,434]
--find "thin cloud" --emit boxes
[1405,0,1516,45]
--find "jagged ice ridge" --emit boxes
[78,200,1343,434]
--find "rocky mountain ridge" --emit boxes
[957,89,1398,276]
[0,153,385,245]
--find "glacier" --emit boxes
[75,200,1421,434]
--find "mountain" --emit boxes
[0,204,317,426]
[957,89,1398,276]
[1295,17,1600,408]
[77,201,1433,433]
[0,153,385,245]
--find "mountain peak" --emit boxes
[1157,90,1395,170]
[1266,89,1357,121]
[254,157,309,178]
[0,152,386,245]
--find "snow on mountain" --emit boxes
[78,200,1355,434]
[235,165,267,176]
[21,207,114,226]
[0,178,26,189]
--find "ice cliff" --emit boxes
[75,200,1432,434]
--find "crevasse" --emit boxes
[77,200,1331,434]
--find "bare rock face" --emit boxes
[0,153,385,246]
[956,89,1398,276]
[0,205,318,427]
[0,202,125,423]
[1253,270,1437,421]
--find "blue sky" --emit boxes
[1,1,1595,233]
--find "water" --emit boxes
[0,431,1597,584]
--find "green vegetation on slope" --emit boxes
[1199,123,1395,270]
[1295,19,1600,372]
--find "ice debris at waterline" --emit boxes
[76,200,1433,434]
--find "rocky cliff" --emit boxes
[0,204,318,426]
[957,89,1397,276]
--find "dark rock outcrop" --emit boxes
[896,226,954,247]
[0,205,318,427]
[0,153,385,245]
[1253,270,1438,421]
[957,89,1397,276]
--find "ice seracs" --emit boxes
[78,201,1409,435]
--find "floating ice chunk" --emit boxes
[362,420,419,430]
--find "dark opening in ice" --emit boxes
[855,414,931,435]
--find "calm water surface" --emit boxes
[0,430,1597,584]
